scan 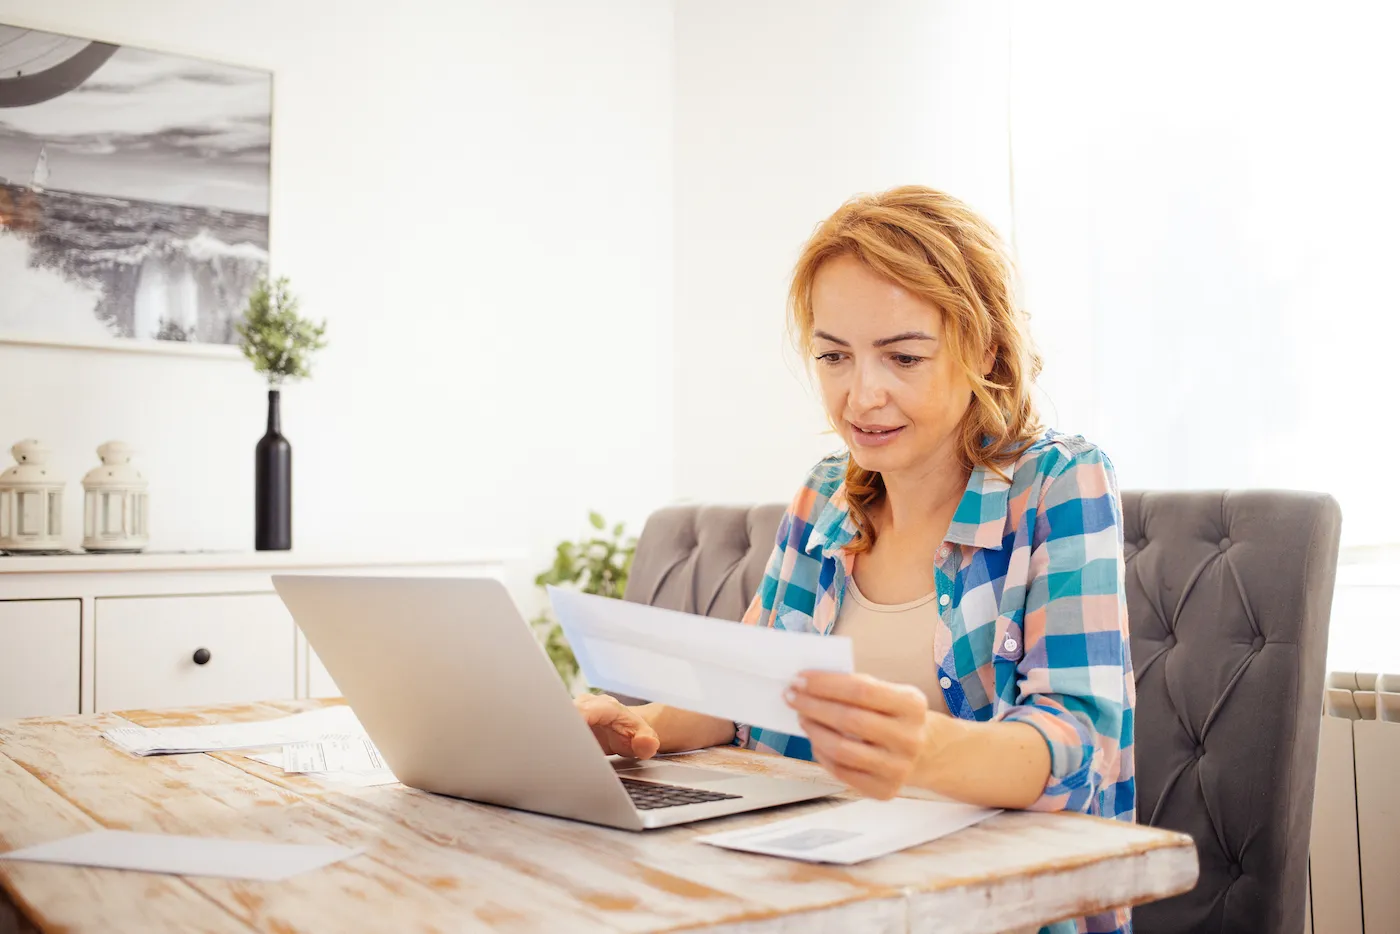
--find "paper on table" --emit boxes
[284,735,386,773]
[698,798,1000,864]
[300,770,400,789]
[0,830,361,881]
[103,705,364,756]
[548,586,853,736]
[248,750,400,788]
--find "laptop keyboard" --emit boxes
[619,777,742,810]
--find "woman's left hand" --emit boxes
[785,671,930,800]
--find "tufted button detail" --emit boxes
[1195,744,1205,759]
[1229,863,1242,880]
[1219,537,1232,551]
[1252,635,1264,650]
[1137,538,1148,550]
[1165,634,1177,648]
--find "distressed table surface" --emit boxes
[0,700,1197,934]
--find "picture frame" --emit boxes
[0,21,272,357]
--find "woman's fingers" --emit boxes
[627,727,660,759]
[573,694,659,758]
[795,671,927,718]
[822,761,901,800]
[787,676,928,800]
[801,715,907,779]
[574,693,626,726]
[786,689,921,757]
[803,721,904,800]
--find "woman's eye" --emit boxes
[891,354,922,367]
[815,352,845,364]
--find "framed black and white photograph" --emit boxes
[0,23,271,354]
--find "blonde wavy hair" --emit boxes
[788,185,1044,553]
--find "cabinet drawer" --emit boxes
[0,600,80,720]
[95,594,295,712]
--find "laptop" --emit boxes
[271,575,841,830]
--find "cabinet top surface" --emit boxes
[0,549,518,575]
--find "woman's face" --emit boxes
[809,254,987,477]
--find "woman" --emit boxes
[576,186,1135,934]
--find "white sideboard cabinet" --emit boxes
[0,551,510,719]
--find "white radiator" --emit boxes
[1308,672,1400,933]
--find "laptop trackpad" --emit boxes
[611,761,746,785]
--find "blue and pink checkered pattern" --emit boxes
[736,429,1137,934]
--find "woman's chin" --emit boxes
[847,445,902,474]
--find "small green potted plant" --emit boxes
[236,275,327,550]
[532,512,637,692]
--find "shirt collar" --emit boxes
[806,480,860,560]
[944,462,1011,550]
[806,457,1011,559]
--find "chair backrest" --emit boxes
[624,491,1341,934]
[624,503,787,621]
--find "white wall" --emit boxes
[669,1,1400,674]
[672,0,1013,504]
[0,0,674,603]
[1008,2,1400,548]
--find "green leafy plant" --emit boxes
[236,276,328,386]
[532,511,637,689]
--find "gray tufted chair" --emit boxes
[623,492,1342,934]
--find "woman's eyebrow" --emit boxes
[812,329,938,347]
[873,331,937,347]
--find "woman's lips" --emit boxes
[850,423,905,447]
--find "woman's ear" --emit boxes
[982,345,997,378]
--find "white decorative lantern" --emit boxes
[82,442,149,553]
[0,440,66,553]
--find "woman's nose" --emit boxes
[849,363,887,411]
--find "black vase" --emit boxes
[255,388,292,551]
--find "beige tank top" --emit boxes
[832,579,951,716]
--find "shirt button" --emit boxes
[939,676,953,690]
[938,546,950,559]
[1003,637,1018,652]
[939,594,951,607]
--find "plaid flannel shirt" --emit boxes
[737,429,1137,934]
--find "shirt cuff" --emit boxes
[998,703,1097,812]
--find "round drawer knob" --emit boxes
[192,648,212,666]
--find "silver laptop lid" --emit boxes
[272,575,640,828]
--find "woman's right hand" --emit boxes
[574,693,661,759]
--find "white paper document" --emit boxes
[548,586,853,737]
[103,705,365,757]
[284,735,387,773]
[699,798,1000,864]
[248,750,400,788]
[0,830,361,881]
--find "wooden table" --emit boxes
[0,700,1197,933]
